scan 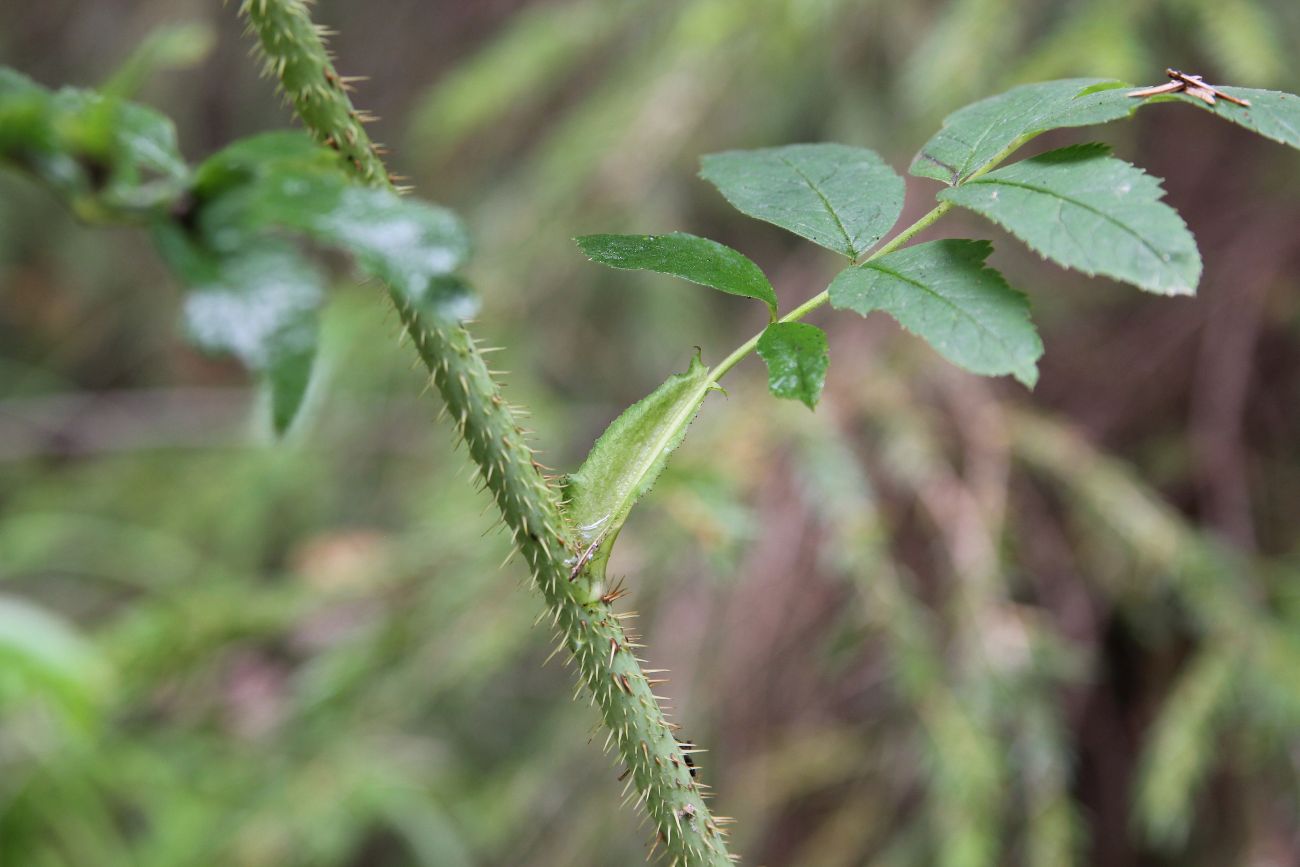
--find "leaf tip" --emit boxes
[1013,365,1040,390]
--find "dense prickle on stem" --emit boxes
[238,1,735,862]
[238,0,388,187]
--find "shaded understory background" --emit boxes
[2,1,1299,864]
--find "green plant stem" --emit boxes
[709,134,1032,386]
[237,1,734,863]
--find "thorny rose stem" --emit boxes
[238,2,1037,860]
[237,0,735,863]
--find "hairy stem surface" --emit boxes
[237,1,734,862]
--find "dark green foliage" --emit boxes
[576,232,778,317]
[756,322,829,408]
[829,240,1042,387]
[0,69,187,222]
[163,238,325,432]
[939,144,1201,296]
[196,135,474,318]
[699,144,905,259]
[910,78,1135,185]
[1153,85,1300,149]
[0,74,479,432]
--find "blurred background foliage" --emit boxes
[2,0,1299,864]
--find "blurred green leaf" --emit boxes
[699,143,905,259]
[1010,3,1144,84]
[939,144,1201,296]
[0,66,188,221]
[756,321,829,409]
[563,353,711,581]
[195,134,475,322]
[910,78,1134,185]
[164,237,324,434]
[192,131,339,197]
[900,0,1019,118]
[575,232,777,317]
[830,239,1043,387]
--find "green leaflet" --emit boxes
[192,130,340,196]
[575,232,778,318]
[940,144,1202,296]
[195,134,476,322]
[178,134,476,431]
[1152,86,1300,152]
[0,68,188,221]
[699,143,905,260]
[913,77,1300,188]
[829,239,1043,387]
[563,354,712,581]
[756,322,829,409]
[156,230,324,434]
[910,78,1136,185]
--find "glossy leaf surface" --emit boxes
[576,232,777,317]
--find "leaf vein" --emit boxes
[963,175,1170,264]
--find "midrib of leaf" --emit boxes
[861,261,1018,352]
[778,153,853,256]
[958,174,1170,264]
[957,90,1065,178]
